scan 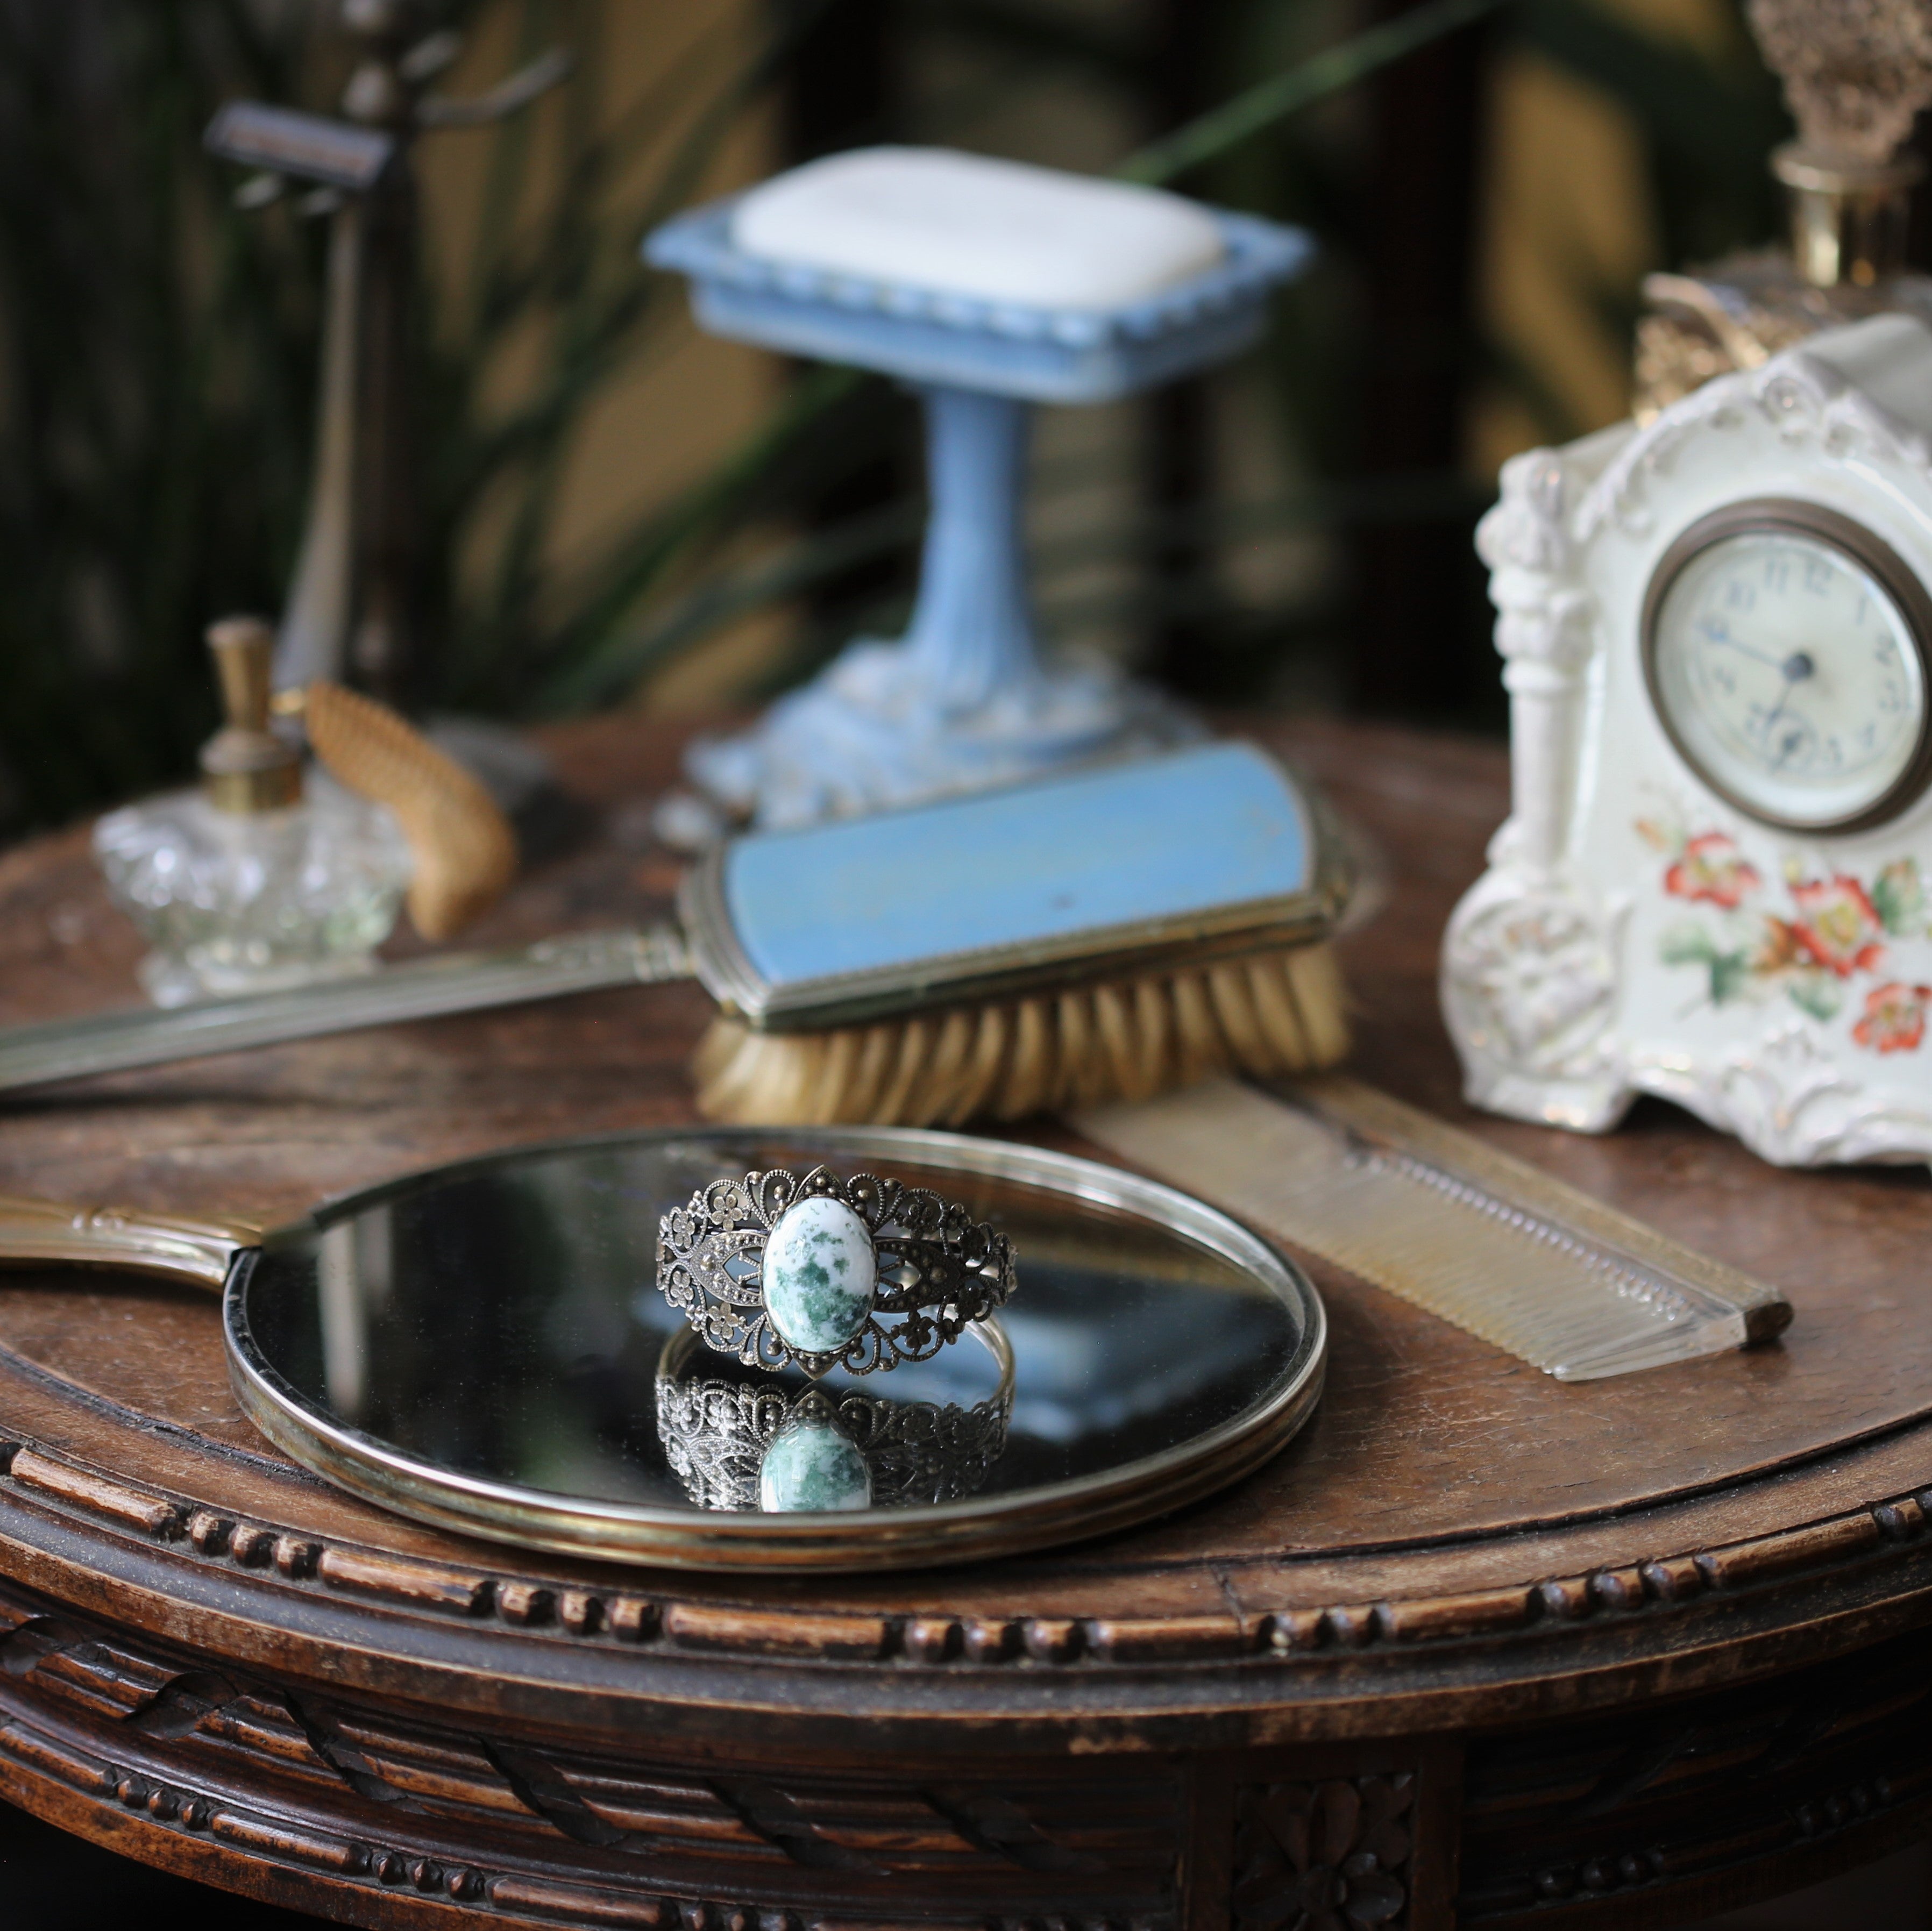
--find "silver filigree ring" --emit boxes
[655,1322,1014,1513]
[655,1165,1018,1377]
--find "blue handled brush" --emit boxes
[0,742,1351,1124]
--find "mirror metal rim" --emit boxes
[224,1123,1326,1572]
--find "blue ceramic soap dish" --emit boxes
[645,148,1311,830]
[647,195,1309,404]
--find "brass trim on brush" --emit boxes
[679,787,1353,1034]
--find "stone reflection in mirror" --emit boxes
[653,1323,1013,1514]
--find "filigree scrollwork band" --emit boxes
[655,1165,1017,1378]
[655,1322,1015,1514]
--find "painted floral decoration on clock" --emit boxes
[1639,811,1930,1053]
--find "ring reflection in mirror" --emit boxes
[655,1320,1014,1513]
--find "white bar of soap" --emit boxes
[729,146,1226,310]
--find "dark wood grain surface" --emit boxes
[0,715,1928,1930]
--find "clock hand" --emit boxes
[1770,718,1810,769]
[1706,631,1786,671]
[1756,651,1817,746]
[1761,656,1816,768]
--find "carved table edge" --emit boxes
[0,1710,1177,1931]
[2,1437,1930,1671]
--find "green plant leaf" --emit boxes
[1117,0,1508,187]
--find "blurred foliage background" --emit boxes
[0,0,1800,845]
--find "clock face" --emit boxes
[1643,502,1932,832]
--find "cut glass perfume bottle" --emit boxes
[94,618,410,1007]
[1635,0,1932,416]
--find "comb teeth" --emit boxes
[693,940,1351,1128]
[1072,1078,1787,1381]
[1252,1152,1720,1378]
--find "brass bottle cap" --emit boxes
[1773,142,1923,288]
[201,616,303,813]
[1748,0,1932,287]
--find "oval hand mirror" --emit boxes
[4,1127,1325,1572]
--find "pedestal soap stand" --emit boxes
[647,147,1310,828]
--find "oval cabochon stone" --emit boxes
[763,1195,877,1357]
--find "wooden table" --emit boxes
[0,717,1928,1931]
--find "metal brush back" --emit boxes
[683,742,1350,1030]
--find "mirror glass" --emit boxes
[238,1130,1310,1519]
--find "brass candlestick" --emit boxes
[1634,0,1932,417]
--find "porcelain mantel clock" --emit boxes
[1445,315,1932,1168]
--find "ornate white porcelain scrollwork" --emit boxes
[1445,317,1932,1167]
[1443,447,1629,1130]
[1443,881,1627,1131]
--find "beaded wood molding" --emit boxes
[0,1573,1183,1929]
[1,1437,1927,1669]
[5,1560,1930,1931]
[8,1555,1928,1931]
[0,1591,1174,1923]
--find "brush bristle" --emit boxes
[692,940,1351,1127]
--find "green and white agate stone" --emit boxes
[759,1418,872,1512]
[763,1195,876,1358]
